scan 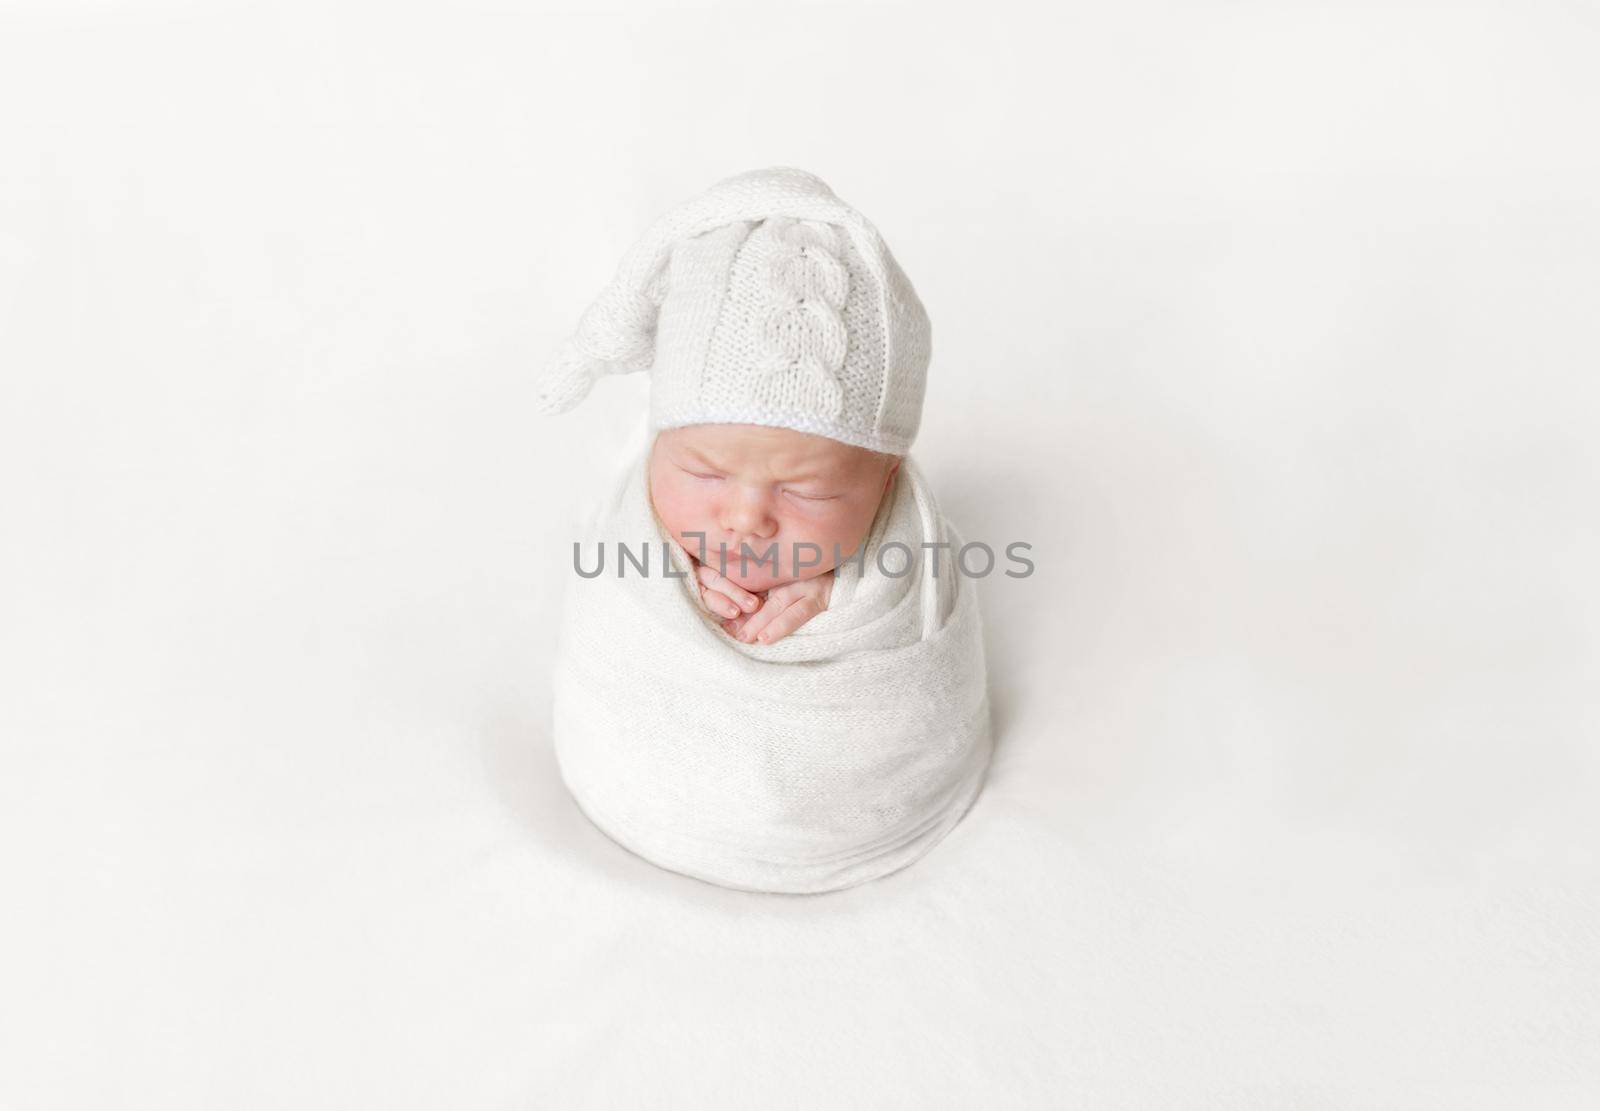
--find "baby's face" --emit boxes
[648,423,899,594]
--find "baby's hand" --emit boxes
[690,557,761,621]
[722,571,834,646]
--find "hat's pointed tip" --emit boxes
[534,345,610,415]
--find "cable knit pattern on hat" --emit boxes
[534,167,931,456]
[750,217,849,418]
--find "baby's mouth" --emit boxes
[710,539,779,567]
[722,559,777,584]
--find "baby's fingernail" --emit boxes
[740,597,757,612]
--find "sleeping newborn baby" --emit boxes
[533,166,992,894]
[647,422,900,645]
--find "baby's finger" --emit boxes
[734,597,778,642]
[743,596,822,645]
[724,599,763,638]
[736,595,801,644]
[696,563,759,613]
[699,584,750,620]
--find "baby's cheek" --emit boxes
[651,487,704,542]
[811,501,879,558]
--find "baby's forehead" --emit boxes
[662,423,876,474]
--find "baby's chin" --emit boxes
[717,559,835,595]
[717,563,787,594]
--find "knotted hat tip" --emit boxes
[533,344,610,415]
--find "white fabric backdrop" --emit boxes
[2,1,1596,1107]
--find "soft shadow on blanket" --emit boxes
[479,703,1007,907]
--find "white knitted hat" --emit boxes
[534,166,932,456]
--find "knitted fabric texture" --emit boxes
[534,166,932,456]
[549,435,993,894]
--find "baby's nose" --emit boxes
[722,488,778,538]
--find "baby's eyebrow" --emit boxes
[679,445,723,469]
[758,456,836,481]
[678,444,841,482]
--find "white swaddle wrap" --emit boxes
[550,432,993,894]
